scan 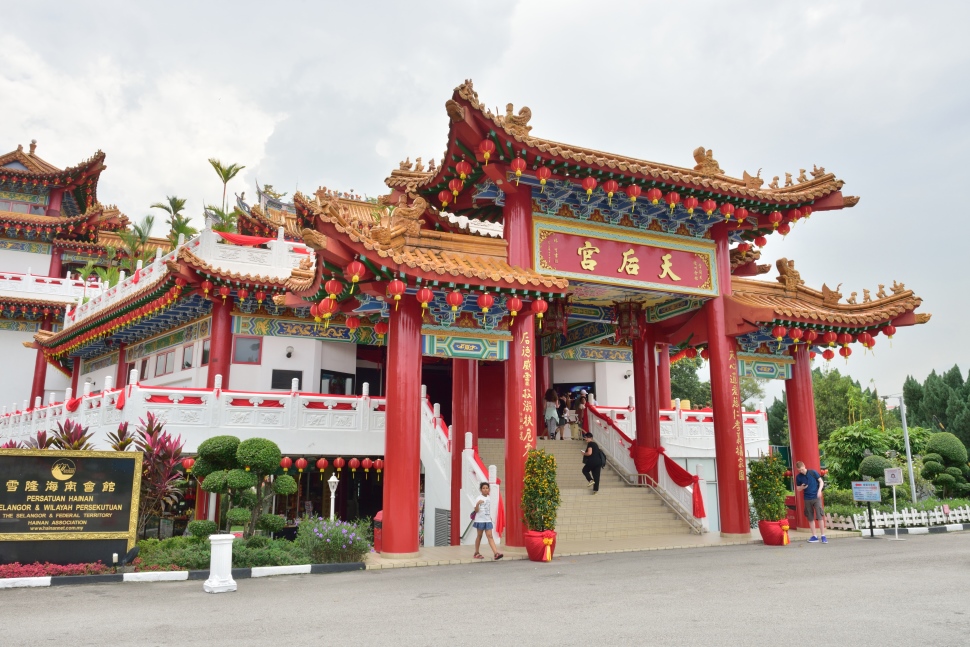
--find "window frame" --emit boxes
[155,350,176,377]
[181,343,194,370]
[200,338,210,366]
[232,336,262,365]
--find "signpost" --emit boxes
[884,467,905,541]
[851,481,881,539]
[0,449,141,565]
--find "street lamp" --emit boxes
[327,473,339,521]
[883,394,918,503]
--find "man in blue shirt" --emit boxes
[795,460,826,543]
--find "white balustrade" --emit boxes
[0,271,93,302]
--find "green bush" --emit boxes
[225,468,257,490]
[859,455,893,483]
[926,433,968,465]
[134,535,310,570]
[945,467,965,480]
[197,435,241,470]
[273,474,298,496]
[922,453,944,465]
[295,516,371,563]
[226,507,252,527]
[822,488,856,507]
[200,470,228,493]
[257,514,287,534]
[922,461,944,478]
[244,535,269,549]
[748,453,787,522]
[522,449,561,531]
[236,438,282,475]
[232,538,309,568]
[187,520,218,539]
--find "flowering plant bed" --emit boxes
[0,561,116,578]
[294,517,372,564]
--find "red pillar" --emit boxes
[786,343,820,529]
[30,316,52,406]
[115,343,128,389]
[70,357,81,395]
[657,342,672,409]
[705,225,750,537]
[48,247,62,279]
[206,299,233,389]
[632,322,661,480]
[451,358,479,545]
[504,185,533,269]
[505,311,537,548]
[381,297,422,556]
[46,188,64,217]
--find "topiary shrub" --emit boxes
[922,453,944,466]
[197,435,241,470]
[859,455,893,484]
[257,514,287,534]
[199,469,228,493]
[926,433,968,465]
[236,438,282,474]
[822,488,856,507]
[225,469,257,490]
[920,433,969,498]
[187,520,218,539]
[945,467,965,480]
[226,507,252,528]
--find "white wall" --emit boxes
[0,331,46,408]
[551,359,594,385]
[228,337,356,393]
[1,249,55,275]
[594,361,635,408]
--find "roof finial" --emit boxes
[29,140,37,155]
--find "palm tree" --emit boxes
[208,159,245,213]
[117,215,155,273]
[76,260,97,302]
[151,196,197,245]
[205,205,238,233]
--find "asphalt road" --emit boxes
[2,533,969,646]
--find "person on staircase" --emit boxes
[582,437,605,495]
[472,482,503,560]
[543,388,559,440]
[556,393,570,440]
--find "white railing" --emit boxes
[586,405,705,534]
[420,387,451,548]
[459,432,499,546]
[852,505,970,530]
[63,227,312,330]
[0,271,94,301]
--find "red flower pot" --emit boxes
[758,519,790,546]
[524,530,557,562]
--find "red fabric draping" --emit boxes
[629,445,662,476]
[146,395,204,405]
[495,489,505,536]
[64,398,82,412]
[215,231,274,247]
[303,401,354,410]
[229,398,284,407]
[115,388,125,410]
[662,455,706,519]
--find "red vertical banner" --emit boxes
[632,324,660,481]
[505,311,536,547]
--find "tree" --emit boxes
[151,195,197,245]
[811,367,884,442]
[740,374,767,407]
[135,413,185,537]
[919,371,952,431]
[921,432,970,498]
[767,397,789,446]
[670,357,711,408]
[903,376,925,426]
[117,215,156,273]
[204,205,239,234]
[208,158,245,213]
[819,420,889,488]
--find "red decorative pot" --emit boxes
[524,530,558,562]
[758,519,790,546]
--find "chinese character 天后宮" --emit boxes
[618,249,640,275]
[577,241,601,271]
[659,253,681,281]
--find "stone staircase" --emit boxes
[477,438,694,540]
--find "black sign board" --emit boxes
[0,450,141,565]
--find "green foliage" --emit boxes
[187,520,218,539]
[236,438,282,474]
[199,470,228,493]
[926,432,968,465]
[767,397,789,446]
[945,467,964,479]
[820,420,890,488]
[748,453,787,522]
[197,435,240,470]
[136,535,310,570]
[257,514,287,534]
[521,449,561,531]
[294,517,371,564]
[234,490,258,510]
[812,367,886,442]
[225,468,257,490]
[886,426,932,456]
[670,357,711,408]
[190,456,218,478]
[51,420,95,450]
[822,488,856,507]
[922,453,944,465]
[922,461,944,478]
[273,474,298,496]
[859,455,893,484]
[226,507,252,527]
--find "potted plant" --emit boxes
[522,448,561,562]
[749,452,790,546]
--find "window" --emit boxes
[271,370,303,390]
[139,359,150,381]
[182,344,194,370]
[232,337,262,364]
[29,205,45,215]
[10,202,28,214]
[201,339,210,366]
[155,350,175,377]
[0,201,9,211]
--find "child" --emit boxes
[472,482,503,560]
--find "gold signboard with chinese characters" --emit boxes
[0,450,142,564]
[532,216,718,298]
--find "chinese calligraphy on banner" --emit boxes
[518,328,536,458]
[727,348,746,481]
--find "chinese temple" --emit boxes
[0,81,929,555]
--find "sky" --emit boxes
[2,1,967,401]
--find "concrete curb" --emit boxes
[0,562,366,589]
[858,523,970,537]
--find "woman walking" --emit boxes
[543,388,559,440]
[472,482,503,560]
[582,436,604,494]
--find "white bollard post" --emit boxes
[203,534,237,593]
[362,382,370,397]
[104,375,113,392]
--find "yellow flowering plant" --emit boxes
[522,449,561,531]
[748,452,787,522]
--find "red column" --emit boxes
[48,247,62,279]
[657,342,672,409]
[115,343,128,389]
[193,478,209,520]
[504,185,533,269]
[46,188,64,217]
[30,316,53,406]
[786,343,820,529]
[206,299,233,389]
[705,225,750,537]
[632,323,660,480]
[381,297,423,556]
[70,357,81,395]
[505,311,537,548]
[451,358,479,545]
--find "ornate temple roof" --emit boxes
[0,142,62,175]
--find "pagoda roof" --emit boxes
[0,143,62,175]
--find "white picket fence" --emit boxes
[849,505,970,530]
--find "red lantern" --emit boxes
[646,187,662,205]
[778,222,791,236]
[536,166,551,192]
[810,351,817,360]
[823,349,835,362]
[448,178,464,199]
[374,458,384,481]
[446,290,464,312]
[839,346,852,360]
[859,332,875,352]
[701,199,717,216]
[822,331,838,347]
[477,292,494,313]
[510,158,526,185]
[361,457,373,478]
[333,457,345,473]
[325,278,343,300]
[531,298,548,323]
[700,348,710,361]
[506,296,523,318]
[349,457,360,475]
[181,457,195,473]
[477,139,496,164]
[602,179,619,206]
[685,347,698,359]
[310,302,320,322]
[787,208,802,222]
[754,235,767,247]
[255,289,266,305]
[344,260,365,293]
[882,324,896,339]
[345,315,360,331]
[295,457,308,473]
[665,191,681,212]
[237,288,249,303]
[789,328,804,343]
[374,320,389,343]
[218,285,231,303]
[416,287,434,311]
[387,278,406,310]
[737,243,751,253]
[317,298,339,326]
[804,330,818,344]
[455,160,473,180]
[837,332,853,347]
[768,211,783,229]
[438,189,452,208]
[802,206,813,219]
[683,196,698,215]
[771,325,787,342]
[316,457,328,480]
[201,280,213,296]
[280,457,293,473]
[625,184,642,211]
[175,277,188,288]
[581,177,597,201]
[720,203,735,221]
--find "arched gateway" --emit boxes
[2,81,928,554]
